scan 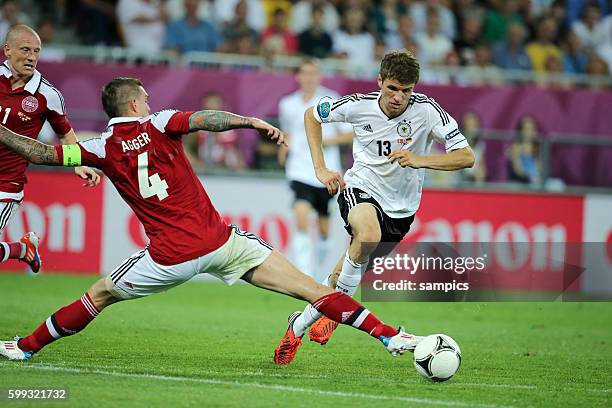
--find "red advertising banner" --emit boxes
[0,171,104,274]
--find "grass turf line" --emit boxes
[0,273,610,408]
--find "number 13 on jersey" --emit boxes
[138,152,169,201]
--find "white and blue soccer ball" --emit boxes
[413,334,462,382]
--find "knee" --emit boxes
[353,226,381,247]
[88,277,121,311]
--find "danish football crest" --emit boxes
[22,96,38,113]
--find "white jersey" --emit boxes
[279,87,352,187]
[312,91,469,218]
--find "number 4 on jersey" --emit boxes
[138,152,169,201]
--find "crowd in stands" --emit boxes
[1,0,607,185]
[1,0,611,85]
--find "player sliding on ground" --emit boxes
[273,50,474,365]
[0,77,422,363]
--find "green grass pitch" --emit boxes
[0,272,610,407]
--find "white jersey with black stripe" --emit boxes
[312,91,469,218]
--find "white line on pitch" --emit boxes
[4,363,514,408]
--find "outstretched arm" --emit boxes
[188,110,286,146]
[188,110,252,132]
[0,124,60,165]
[60,129,101,187]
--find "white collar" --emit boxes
[1,61,42,94]
[107,116,142,126]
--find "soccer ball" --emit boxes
[413,334,462,382]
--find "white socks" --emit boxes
[336,251,367,297]
[292,251,368,337]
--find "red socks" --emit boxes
[0,242,24,262]
[312,292,398,339]
[18,293,100,353]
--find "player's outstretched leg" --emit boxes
[242,249,421,365]
[274,291,422,365]
[0,277,120,360]
[0,232,42,273]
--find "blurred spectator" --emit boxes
[0,0,32,42]
[596,40,612,75]
[164,0,221,56]
[548,0,569,35]
[584,54,610,89]
[371,0,402,36]
[117,0,167,52]
[452,0,485,28]
[463,42,504,85]
[482,0,524,44]
[540,54,571,89]
[332,8,375,67]
[298,5,333,58]
[261,7,298,55]
[385,13,414,51]
[215,0,266,33]
[529,0,556,20]
[566,0,609,25]
[508,115,540,184]
[492,22,532,71]
[562,30,589,74]
[184,92,246,171]
[410,0,457,40]
[165,0,213,22]
[454,13,482,65]
[595,13,612,45]
[571,1,604,50]
[460,112,486,183]
[415,7,453,66]
[37,18,67,62]
[78,0,119,45]
[291,0,339,35]
[526,17,563,72]
[220,0,259,54]
[38,0,68,26]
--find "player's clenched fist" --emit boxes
[315,169,346,195]
[315,167,345,195]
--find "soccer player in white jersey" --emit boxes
[274,50,474,364]
[0,77,421,364]
[278,59,352,279]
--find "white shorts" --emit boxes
[107,225,273,300]
[0,200,21,232]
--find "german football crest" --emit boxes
[21,96,38,113]
[396,119,413,145]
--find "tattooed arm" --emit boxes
[188,110,287,146]
[0,124,60,165]
[188,110,252,132]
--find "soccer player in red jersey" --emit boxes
[0,25,100,273]
[0,77,421,363]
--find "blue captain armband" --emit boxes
[62,144,82,167]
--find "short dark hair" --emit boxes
[379,50,420,85]
[101,77,144,118]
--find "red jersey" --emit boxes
[0,61,72,195]
[56,110,231,265]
